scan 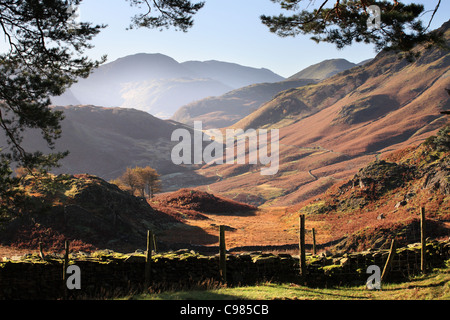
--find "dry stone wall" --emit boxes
[0,239,449,299]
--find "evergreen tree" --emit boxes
[0,0,201,210]
[126,0,205,31]
[0,0,105,210]
[260,0,445,53]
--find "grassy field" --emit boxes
[128,266,450,300]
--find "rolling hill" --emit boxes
[6,105,210,184]
[159,131,450,251]
[0,173,254,253]
[171,79,317,129]
[171,58,373,129]
[22,22,450,213]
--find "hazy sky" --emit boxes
[2,0,449,77]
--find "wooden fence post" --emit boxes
[62,240,69,299]
[312,228,317,256]
[63,240,69,279]
[145,230,153,288]
[39,242,45,260]
[299,215,306,276]
[381,238,397,282]
[420,207,426,273]
[219,225,227,283]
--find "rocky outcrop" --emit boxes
[423,164,450,195]
[351,160,417,194]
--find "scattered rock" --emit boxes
[395,200,407,208]
[339,257,350,267]
[404,192,416,200]
[423,167,450,195]
[319,250,332,258]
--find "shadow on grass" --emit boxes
[131,290,241,301]
[138,283,374,301]
[262,283,371,300]
[382,278,450,291]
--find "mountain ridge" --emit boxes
[53,53,285,118]
[7,105,206,182]
[288,58,358,81]
[181,59,285,88]
[171,57,372,129]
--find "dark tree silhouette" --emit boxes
[260,0,445,53]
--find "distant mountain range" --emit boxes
[4,22,449,265]
[181,60,285,89]
[52,53,284,118]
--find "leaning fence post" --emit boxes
[299,215,306,276]
[381,238,397,282]
[39,242,45,260]
[219,225,227,283]
[420,207,426,274]
[145,230,153,288]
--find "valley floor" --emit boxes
[158,207,302,249]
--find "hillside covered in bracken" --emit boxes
[150,188,256,219]
[182,20,449,209]
[284,125,450,253]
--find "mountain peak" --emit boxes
[288,58,357,81]
[113,52,178,63]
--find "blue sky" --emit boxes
[76,0,449,77]
[2,0,449,77]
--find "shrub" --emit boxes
[424,125,450,152]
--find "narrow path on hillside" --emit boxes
[308,169,318,181]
